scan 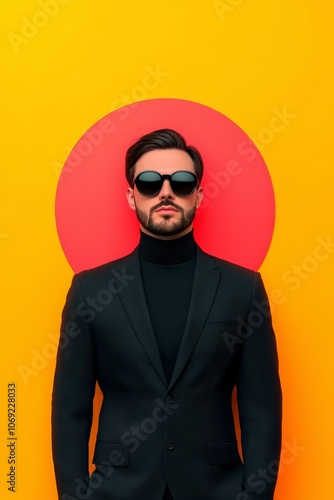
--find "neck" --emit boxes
[139,225,193,241]
[138,229,196,264]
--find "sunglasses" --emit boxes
[132,170,199,197]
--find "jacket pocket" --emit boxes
[93,441,129,466]
[207,440,241,465]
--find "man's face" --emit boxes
[126,149,204,239]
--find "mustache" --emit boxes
[151,200,183,212]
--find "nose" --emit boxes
[158,178,175,199]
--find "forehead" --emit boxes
[134,148,195,176]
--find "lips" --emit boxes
[156,206,178,212]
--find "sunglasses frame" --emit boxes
[132,170,199,197]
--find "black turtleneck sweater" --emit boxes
[139,230,196,384]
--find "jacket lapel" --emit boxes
[167,248,221,392]
[117,247,221,391]
[117,249,168,387]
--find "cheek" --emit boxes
[182,196,199,210]
[134,196,154,212]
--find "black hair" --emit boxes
[125,128,204,185]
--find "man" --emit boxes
[52,129,282,500]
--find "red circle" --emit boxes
[55,98,275,273]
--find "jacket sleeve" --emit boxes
[236,272,282,500]
[51,274,96,499]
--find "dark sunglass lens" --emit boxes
[171,172,197,196]
[135,171,162,196]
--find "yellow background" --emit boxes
[1,0,333,498]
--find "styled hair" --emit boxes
[125,128,204,186]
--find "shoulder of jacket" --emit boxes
[196,245,260,278]
[74,247,138,280]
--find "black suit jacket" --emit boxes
[52,246,282,500]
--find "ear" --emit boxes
[195,186,204,208]
[126,187,136,211]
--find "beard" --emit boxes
[135,200,196,237]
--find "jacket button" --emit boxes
[166,441,175,450]
[166,394,175,404]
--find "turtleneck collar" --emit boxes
[138,230,196,264]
